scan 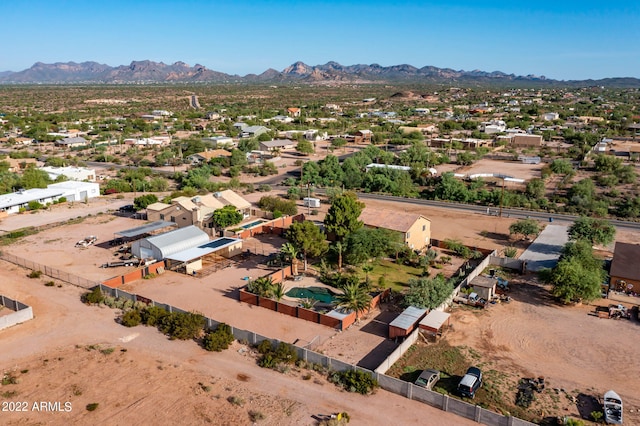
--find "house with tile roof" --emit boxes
[358,207,431,250]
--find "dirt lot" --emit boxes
[0,261,474,426]
[389,275,640,424]
[455,158,543,182]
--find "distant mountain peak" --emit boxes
[0,60,637,87]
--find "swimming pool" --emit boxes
[285,286,337,304]
[240,219,267,229]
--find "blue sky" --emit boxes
[1,0,638,80]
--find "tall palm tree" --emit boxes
[361,264,374,288]
[335,282,372,321]
[280,242,299,275]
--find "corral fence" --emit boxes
[96,283,535,426]
[0,295,34,330]
[0,253,100,289]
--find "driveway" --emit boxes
[519,224,569,271]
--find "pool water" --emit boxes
[285,286,337,304]
[241,219,266,229]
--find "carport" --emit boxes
[418,310,451,340]
[165,237,243,275]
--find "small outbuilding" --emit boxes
[418,310,451,340]
[469,275,497,301]
[388,306,428,339]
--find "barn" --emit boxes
[131,225,209,261]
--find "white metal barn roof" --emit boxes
[145,225,209,259]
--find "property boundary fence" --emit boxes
[96,283,535,426]
[0,253,100,289]
[0,295,34,330]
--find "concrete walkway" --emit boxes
[519,224,569,271]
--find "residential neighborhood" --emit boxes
[1,80,640,426]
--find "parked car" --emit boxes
[603,390,623,425]
[457,367,482,398]
[414,369,440,390]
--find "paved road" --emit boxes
[519,224,569,271]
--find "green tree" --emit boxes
[544,240,606,303]
[324,192,364,241]
[593,155,622,173]
[550,159,574,174]
[568,216,616,246]
[433,173,469,202]
[203,323,235,352]
[404,274,454,309]
[285,220,328,270]
[344,227,400,265]
[331,137,347,151]
[212,205,243,228]
[334,282,372,321]
[247,276,276,298]
[509,218,541,240]
[296,139,315,155]
[133,194,158,211]
[525,178,545,199]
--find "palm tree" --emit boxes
[299,298,316,309]
[272,282,285,301]
[335,282,372,321]
[280,243,299,275]
[247,276,275,298]
[361,264,374,288]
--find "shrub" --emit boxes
[157,311,205,340]
[203,323,235,352]
[121,310,142,327]
[28,270,43,279]
[82,287,104,304]
[85,403,99,412]
[248,410,265,422]
[504,246,518,258]
[256,341,298,369]
[44,281,55,287]
[140,306,169,326]
[227,396,244,407]
[329,370,378,395]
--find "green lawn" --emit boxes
[366,259,424,292]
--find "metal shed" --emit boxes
[131,225,209,260]
[388,306,428,339]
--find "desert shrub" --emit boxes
[443,239,471,258]
[140,305,169,326]
[248,410,265,422]
[28,270,43,279]
[85,403,99,411]
[227,396,244,406]
[121,310,142,327]
[504,246,518,258]
[257,341,298,369]
[329,370,378,395]
[157,311,205,340]
[82,287,104,304]
[44,281,55,287]
[203,323,235,352]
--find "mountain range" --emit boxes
[1,60,638,87]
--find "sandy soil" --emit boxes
[446,276,640,424]
[455,158,543,182]
[0,261,474,426]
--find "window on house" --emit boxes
[406,232,411,239]
[422,225,426,231]
[170,216,175,222]
[159,214,164,220]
